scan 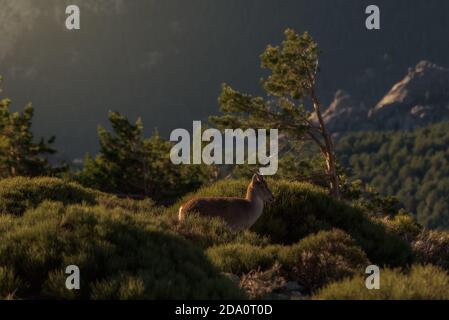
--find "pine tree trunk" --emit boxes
[310,90,340,199]
[324,148,340,198]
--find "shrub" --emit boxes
[376,213,422,243]
[0,177,99,215]
[0,214,15,234]
[0,267,24,300]
[207,230,369,293]
[174,179,411,266]
[143,212,270,249]
[278,229,370,292]
[314,265,449,300]
[0,202,244,299]
[97,196,155,213]
[0,177,157,216]
[413,230,449,270]
[239,263,286,299]
[206,244,281,274]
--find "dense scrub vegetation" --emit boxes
[314,265,449,300]
[176,179,412,266]
[0,194,244,299]
[207,229,369,292]
[142,213,270,250]
[337,121,449,229]
[0,177,158,216]
[0,177,448,300]
[412,230,449,270]
[0,177,99,215]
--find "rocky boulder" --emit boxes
[369,61,449,130]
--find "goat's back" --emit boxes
[179,197,252,230]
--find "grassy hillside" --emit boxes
[337,121,449,229]
[0,178,244,299]
[0,177,448,299]
[173,179,412,266]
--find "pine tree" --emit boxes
[77,111,210,201]
[0,78,56,177]
[210,29,340,198]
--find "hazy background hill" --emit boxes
[1,0,449,159]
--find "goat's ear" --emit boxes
[252,174,259,183]
[255,170,264,181]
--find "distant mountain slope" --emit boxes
[369,61,449,130]
[312,90,370,133]
[337,121,449,230]
[323,61,449,134]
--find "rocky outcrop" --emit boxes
[320,61,449,134]
[310,90,371,134]
[319,90,371,133]
[368,61,449,130]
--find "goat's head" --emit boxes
[251,171,275,203]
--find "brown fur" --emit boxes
[178,174,274,231]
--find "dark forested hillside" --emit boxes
[337,122,449,229]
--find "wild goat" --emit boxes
[178,172,274,231]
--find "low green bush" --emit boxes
[278,229,369,292]
[375,213,422,243]
[0,177,157,216]
[147,212,270,249]
[175,179,411,266]
[413,231,449,270]
[0,201,244,299]
[0,267,24,300]
[0,177,99,215]
[206,244,281,274]
[0,214,15,234]
[207,229,369,292]
[97,196,155,213]
[314,265,449,300]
